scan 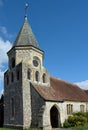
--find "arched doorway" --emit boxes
[50,106,60,128]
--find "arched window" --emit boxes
[35,71,39,82]
[43,73,46,83]
[67,104,73,115]
[80,105,85,112]
[11,98,15,118]
[11,58,15,68]
[11,72,14,82]
[17,70,20,80]
[27,69,31,80]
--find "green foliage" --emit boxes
[25,128,41,130]
[63,112,88,128]
[0,128,40,130]
[73,112,86,117]
[86,111,88,122]
[73,111,88,122]
[68,115,87,126]
[0,128,16,130]
[72,125,88,130]
[63,119,71,128]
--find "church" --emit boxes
[3,10,88,130]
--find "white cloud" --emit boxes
[0,37,12,66]
[0,88,3,97]
[0,71,4,97]
[0,25,13,96]
[0,71,4,82]
[0,26,7,34]
[0,0,8,7]
[0,37,12,85]
[75,80,88,90]
[0,26,14,39]
[0,0,3,6]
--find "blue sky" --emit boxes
[0,0,88,94]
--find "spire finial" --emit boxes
[25,3,29,20]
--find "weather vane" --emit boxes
[25,3,29,20]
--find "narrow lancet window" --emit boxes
[17,70,20,80]
[43,73,46,83]
[27,69,31,80]
[11,58,15,68]
[80,105,85,112]
[35,71,39,82]
[67,104,73,115]
[11,72,14,82]
[11,98,15,118]
[6,75,9,85]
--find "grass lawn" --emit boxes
[0,128,16,130]
[71,125,88,130]
[0,128,40,130]
[1,126,88,130]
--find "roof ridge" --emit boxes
[50,76,81,88]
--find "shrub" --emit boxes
[73,112,86,117]
[68,116,77,126]
[86,111,88,122]
[63,112,87,128]
[63,120,71,128]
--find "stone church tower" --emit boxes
[4,16,50,129]
[4,6,88,130]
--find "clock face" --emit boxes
[33,60,38,67]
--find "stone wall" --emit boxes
[22,63,32,128]
[42,101,88,129]
[4,63,24,128]
[5,44,51,129]
[15,47,50,87]
[22,62,49,128]
[30,83,45,127]
[15,47,44,67]
[0,95,4,127]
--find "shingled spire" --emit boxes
[13,18,39,49]
[13,3,40,48]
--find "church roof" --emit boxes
[33,77,88,102]
[84,90,88,98]
[13,19,39,48]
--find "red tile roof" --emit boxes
[33,77,88,102]
[84,90,88,98]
